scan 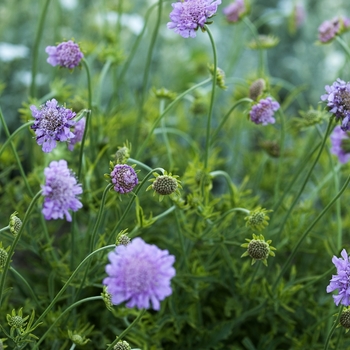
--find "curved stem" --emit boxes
[335,36,350,60]
[209,170,236,205]
[30,0,52,97]
[210,98,252,146]
[33,296,102,349]
[272,173,350,291]
[132,0,163,151]
[0,190,42,306]
[324,306,343,350]
[127,158,153,172]
[106,309,146,350]
[203,25,218,170]
[135,78,211,159]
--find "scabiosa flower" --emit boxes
[30,99,76,153]
[244,207,272,231]
[321,78,350,131]
[249,97,280,125]
[167,0,222,38]
[318,18,340,43]
[340,307,350,331]
[330,125,350,163]
[0,243,9,269]
[114,341,131,350]
[103,237,176,310]
[9,211,22,235]
[241,234,276,266]
[109,164,138,194]
[327,249,350,306]
[45,40,83,69]
[146,171,182,201]
[68,117,85,151]
[249,78,266,101]
[42,160,83,222]
[223,0,247,23]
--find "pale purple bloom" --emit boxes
[103,237,176,310]
[249,97,280,125]
[30,99,76,153]
[294,4,306,28]
[110,164,138,194]
[42,160,83,222]
[45,40,83,69]
[68,117,86,151]
[167,0,221,38]
[327,249,350,306]
[223,0,245,23]
[321,78,350,131]
[318,18,340,43]
[330,126,350,163]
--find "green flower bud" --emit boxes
[9,211,22,235]
[249,79,266,101]
[146,171,182,202]
[114,340,131,350]
[340,308,350,331]
[241,234,276,266]
[244,207,272,231]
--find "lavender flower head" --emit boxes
[318,18,340,43]
[167,0,222,38]
[327,249,350,306]
[249,97,280,125]
[45,40,83,69]
[68,117,86,151]
[30,99,76,153]
[103,237,176,310]
[321,78,350,131]
[110,164,138,194]
[330,126,350,163]
[223,0,246,23]
[42,160,83,222]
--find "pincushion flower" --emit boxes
[318,17,350,43]
[68,117,86,151]
[42,160,83,221]
[103,237,176,310]
[167,0,222,38]
[321,78,350,131]
[109,164,138,194]
[249,97,280,125]
[327,249,350,306]
[223,0,246,23]
[45,40,83,69]
[30,99,76,153]
[330,125,350,163]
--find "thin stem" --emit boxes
[33,245,115,328]
[275,118,334,239]
[77,110,91,181]
[0,190,42,306]
[132,0,163,151]
[210,98,252,146]
[203,25,218,170]
[30,0,52,97]
[209,170,236,205]
[160,99,174,169]
[33,296,102,349]
[274,109,286,203]
[273,173,350,291]
[335,36,350,60]
[324,306,343,350]
[135,78,212,159]
[106,309,146,350]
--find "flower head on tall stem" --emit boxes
[106,163,139,194]
[167,0,222,38]
[249,97,280,125]
[241,234,276,266]
[330,125,350,163]
[327,249,350,306]
[146,171,182,202]
[318,17,350,43]
[223,0,247,23]
[68,117,86,151]
[42,160,83,222]
[46,40,83,69]
[103,237,176,310]
[30,99,77,153]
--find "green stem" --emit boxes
[274,109,286,203]
[127,158,153,172]
[160,99,174,169]
[273,173,350,291]
[275,118,334,239]
[106,309,146,350]
[210,98,252,146]
[135,78,211,159]
[132,0,163,151]
[97,59,112,111]
[335,36,350,60]
[209,170,236,205]
[0,190,42,306]
[324,306,343,350]
[33,296,102,349]
[77,110,91,181]
[33,245,115,328]
[30,0,52,97]
[0,121,33,157]
[203,25,218,170]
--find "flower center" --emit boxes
[39,108,63,132]
[340,90,350,110]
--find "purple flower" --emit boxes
[103,237,176,310]
[249,97,280,125]
[42,160,83,222]
[327,249,350,306]
[223,0,246,23]
[318,18,340,43]
[167,0,222,38]
[68,117,86,151]
[330,126,350,163]
[30,99,77,153]
[110,164,138,194]
[321,78,350,131]
[45,40,83,69]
